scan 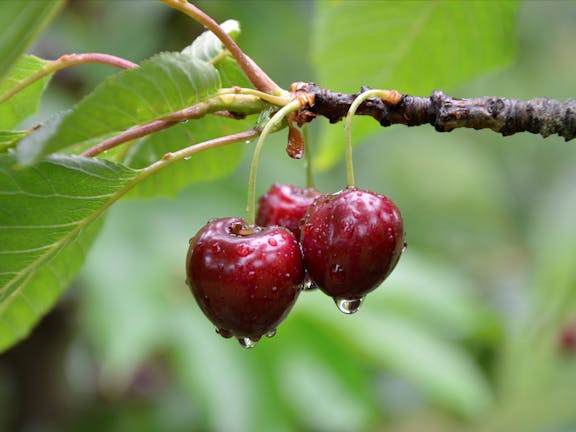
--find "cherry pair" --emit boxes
[186,184,404,348]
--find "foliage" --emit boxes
[1,1,576,432]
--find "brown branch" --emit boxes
[300,83,576,142]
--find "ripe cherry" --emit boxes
[256,183,320,239]
[186,217,305,347]
[300,188,404,313]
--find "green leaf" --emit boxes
[124,115,252,198]
[17,52,221,165]
[311,1,518,169]
[182,19,241,63]
[0,154,138,352]
[0,55,52,130]
[0,130,29,153]
[0,0,64,83]
[181,19,252,89]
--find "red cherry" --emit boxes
[186,217,305,347]
[300,188,404,313]
[256,183,320,239]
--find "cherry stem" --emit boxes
[0,53,137,105]
[343,89,399,187]
[246,99,303,226]
[160,0,281,95]
[303,125,315,188]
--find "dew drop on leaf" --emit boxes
[334,297,364,314]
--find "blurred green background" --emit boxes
[2,1,576,431]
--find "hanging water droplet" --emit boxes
[334,297,364,315]
[402,241,408,253]
[237,337,257,349]
[183,156,192,160]
[245,140,252,144]
[302,274,318,290]
[182,119,189,124]
[265,329,276,338]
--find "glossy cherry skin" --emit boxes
[300,188,404,301]
[186,217,304,341]
[256,183,320,239]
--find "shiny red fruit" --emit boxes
[301,188,404,306]
[186,217,304,346]
[256,183,320,239]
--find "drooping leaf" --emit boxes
[0,0,63,83]
[0,55,52,130]
[0,153,138,352]
[311,1,519,169]
[0,130,29,153]
[16,52,222,165]
[124,115,253,198]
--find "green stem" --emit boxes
[246,99,303,225]
[160,0,281,95]
[302,125,315,188]
[344,89,393,187]
[0,53,136,105]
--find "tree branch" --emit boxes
[300,83,576,141]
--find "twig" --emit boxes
[0,53,137,105]
[300,83,576,142]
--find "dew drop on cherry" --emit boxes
[268,238,278,247]
[237,337,258,349]
[302,274,317,290]
[265,329,277,338]
[335,297,364,314]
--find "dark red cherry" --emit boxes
[300,188,404,313]
[256,183,320,239]
[186,217,305,347]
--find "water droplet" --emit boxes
[184,156,191,160]
[302,274,317,290]
[182,119,190,124]
[335,297,364,314]
[216,328,233,338]
[265,329,276,338]
[236,244,252,257]
[237,337,257,349]
[271,286,278,292]
[245,140,252,144]
[402,241,408,253]
[268,238,278,247]
[330,263,345,283]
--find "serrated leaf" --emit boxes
[0,55,52,130]
[17,52,221,165]
[124,115,252,198]
[0,154,138,352]
[311,1,518,169]
[0,0,63,83]
[0,130,29,153]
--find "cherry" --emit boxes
[300,187,404,313]
[256,183,320,239]
[186,217,305,347]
